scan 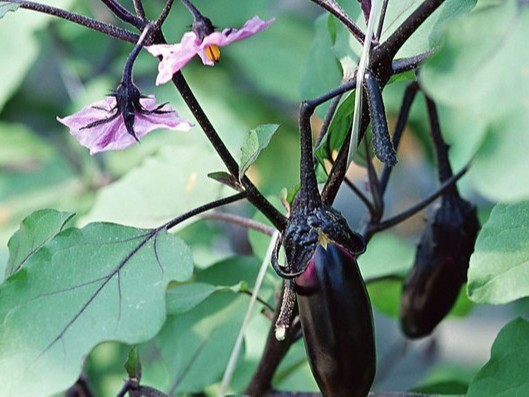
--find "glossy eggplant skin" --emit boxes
[400,194,480,339]
[296,243,376,397]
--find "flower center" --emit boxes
[204,45,221,62]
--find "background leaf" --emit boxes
[421,0,529,202]
[239,124,280,180]
[81,137,228,228]
[468,202,529,304]
[467,318,529,397]
[6,209,75,276]
[0,222,193,396]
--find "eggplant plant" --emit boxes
[0,1,528,397]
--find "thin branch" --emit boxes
[392,50,434,73]
[343,176,376,217]
[201,212,275,236]
[363,137,384,220]
[153,0,175,32]
[309,0,365,44]
[161,192,248,231]
[99,0,145,28]
[245,281,301,396]
[7,0,139,43]
[314,94,342,149]
[133,0,146,20]
[372,0,446,64]
[380,81,420,193]
[376,0,390,39]
[424,94,454,183]
[241,289,275,312]
[366,164,469,236]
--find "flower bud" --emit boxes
[400,195,480,338]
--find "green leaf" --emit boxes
[166,282,246,315]
[0,2,18,18]
[208,171,243,192]
[157,292,246,393]
[300,14,342,118]
[315,92,355,165]
[468,202,529,304]
[421,1,527,119]
[81,138,228,228]
[124,347,141,380]
[358,232,415,280]
[383,0,476,58]
[6,209,75,276]
[0,222,193,396]
[467,318,529,396]
[152,256,269,393]
[421,1,529,201]
[239,124,280,180]
[469,113,529,202]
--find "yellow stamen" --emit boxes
[205,45,221,63]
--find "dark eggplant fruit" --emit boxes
[287,207,376,397]
[400,194,480,339]
[275,204,375,396]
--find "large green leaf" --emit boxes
[165,281,246,315]
[468,202,529,304]
[358,232,414,280]
[421,0,527,117]
[0,221,193,396]
[469,112,529,202]
[81,138,227,228]
[239,124,280,180]
[300,14,342,117]
[146,256,272,393]
[382,0,476,58]
[467,318,529,396]
[5,209,75,277]
[421,1,529,202]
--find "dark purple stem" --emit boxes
[6,0,139,43]
[99,0,145,28]
[309,0,365,44]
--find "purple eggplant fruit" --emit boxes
[400,194,480,338]
[295,241,376,397]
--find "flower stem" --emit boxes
[6,0,139,43]
[160,192,248,231]
[122,24,153,83]
[99,0,145,29]
[154,0,175,32]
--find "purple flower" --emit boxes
[147,16,274,85]
[57,93,192,155]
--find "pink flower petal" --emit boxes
[201,16,274,48]
[57,96,193,155]
[148,16,274,85]
[147,33,202,85]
